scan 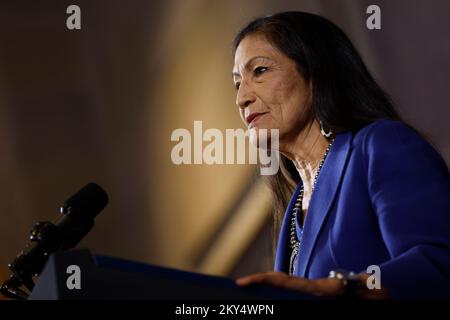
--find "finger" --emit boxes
[264,275,312,292]
[251,276,340,296]
[237,274,358,297]
[236,272,312,292]
[236,272,287,286]
[310,278,345,296]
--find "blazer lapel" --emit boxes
[296,131,353,277]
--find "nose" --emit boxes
[236,82,256,109]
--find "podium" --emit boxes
[28,249,314,300]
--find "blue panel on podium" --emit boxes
[28,249,314,300]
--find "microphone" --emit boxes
[0,182,108,299]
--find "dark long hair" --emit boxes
[232,11,403,248]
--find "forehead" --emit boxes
[233,34,281,70]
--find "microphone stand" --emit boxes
[0,221,61,299]
[1,182,107,300]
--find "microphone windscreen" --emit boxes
[62,182,109,220]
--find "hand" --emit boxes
[236,272,345,297]
[236,272,388,299]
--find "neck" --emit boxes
[280,120,331,207]
[281,120,330,176]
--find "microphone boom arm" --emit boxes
[0,183,108,300]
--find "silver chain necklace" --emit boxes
[288,138,335,276]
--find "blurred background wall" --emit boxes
[0,0,449,283]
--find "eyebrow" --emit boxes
[232,55,272,79]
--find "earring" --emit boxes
[320,120,333,139]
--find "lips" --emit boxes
[245,112,268,126]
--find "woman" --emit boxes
[232,11,450,299]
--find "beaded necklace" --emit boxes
[288,138,334,275]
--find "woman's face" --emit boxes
[233,33,312,147]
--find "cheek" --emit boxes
[264,80,299,119]
[268,72,300,103]
[265,77,310,132]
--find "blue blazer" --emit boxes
[274,120,450,299]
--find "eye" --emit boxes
[235,82,241,90]
[254,66,268,77]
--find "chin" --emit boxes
[248,126,277,150]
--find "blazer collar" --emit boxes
[274,131,353,276]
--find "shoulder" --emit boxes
[352,120,449,182]
[353,119,420,147]
[352,120,440,160]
